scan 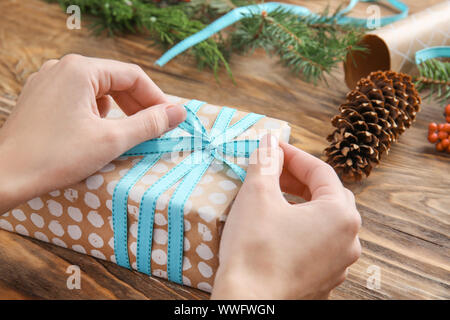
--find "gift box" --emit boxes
[0,96,290,292]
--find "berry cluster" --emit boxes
[428,104,450,153]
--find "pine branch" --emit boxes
[44,1,366,84]
[183,0,250,22]
[414,58,450,104]
[231,7,366,83]
[46,0,231,78]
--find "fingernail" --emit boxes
[260,134,278,148]
[165,104,187,128]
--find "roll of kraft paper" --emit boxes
[344,1,450,89]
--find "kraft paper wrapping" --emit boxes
[344,1,450,89]
[0,95,291,292]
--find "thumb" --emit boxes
[243,134,284,195]
[113,103,187,149]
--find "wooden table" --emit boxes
[0,0,448,300]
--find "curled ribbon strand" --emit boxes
[155,0,408,67]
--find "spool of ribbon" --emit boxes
[344,1,449,89]
[112,100,264,284]
[155,0,408,68]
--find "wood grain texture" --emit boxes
[0,0,448,300]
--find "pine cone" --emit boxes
[325,71,421,181]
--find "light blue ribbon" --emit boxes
[112,100,264,284]
[155,0,408,67]
[112,100,204,270]
[415,46,450,65]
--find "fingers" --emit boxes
[86,56,168,114]
[241,134,284,200]
[104,103,186,151]
[109,91,144,116]
[279,142,345,201]
[34,55,168,116]
[349,237,362,265]
[96,95,115,118]
[280,169,312,201]
[25,59,59,85]
[53,54,168,115]
[40,59,59,72]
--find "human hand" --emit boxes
[211,135,361,299]
[0,54,186,213]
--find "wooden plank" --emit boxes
[0,0,448,300]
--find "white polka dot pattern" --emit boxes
[49,190,61,197]
[72,244,86,254]
[87,211,104,228]
[47,200,63,217]
[52,238,67,248]
[64,189,78,202]
[15,224,29,236]
[86,175,104,190]
[49,220,64,237]
[198,206,217,222]
[31,213,45,228]
[68,225,82,240]
[219,180,237,191]
[28,197,44,210]
[12,209,26,221]
[100,163,115,173]
[68,207,83,222]
[198,262,213,278]
[196,243,214,260]
[84,192,100,209]
[88,233,104,248]
[208,193,227,205]
[34,232,49,242]
[152,249,167,265]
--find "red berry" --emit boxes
[445,104,450,116]
[428,122,438,132]
[444,123,450,133]
[438,123,445,131]
[436,142,444,152]
[428,132,439,143]
[438,130,448,140]
[441,138,450,149]
[446,116,450,123]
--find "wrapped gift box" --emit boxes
[0,95,290,292]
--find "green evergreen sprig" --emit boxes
[47,0,232,77]
[45,0,366,84]
[415,58,450,104]
[231,7,366,83]
[183,0,250,22]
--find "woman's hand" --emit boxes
[0,54,186,213]
[211,135,362,299]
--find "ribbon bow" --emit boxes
[112,100,264,284]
